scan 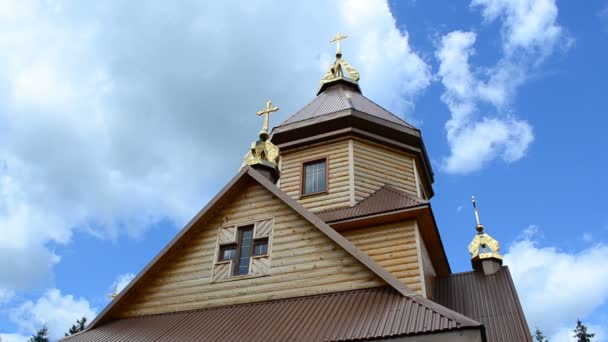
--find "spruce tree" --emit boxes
[573,319,595,342]
[65,316,87,336]
[534,328,549,342]
[28,325,49,342]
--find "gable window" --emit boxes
[302,158,327,196]
[214,222,271,280]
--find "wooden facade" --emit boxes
[352,139,418,201]
[342,220,423,294]
[280,137,422,213]
[416,223,437,298]
[280,139,351,212]
[112,178,384,318]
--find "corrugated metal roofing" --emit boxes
[318,185,427,222]
[63,286,481,342]
[434,267,532,342]
[278,83,416,129]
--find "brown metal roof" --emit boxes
[62,286,483,342]
[433,266,532,342]
[318,185,428,223]
[278,83,416,129]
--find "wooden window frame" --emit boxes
[217,225,270,276]
[218,244,237,262]
[300,157,329,198]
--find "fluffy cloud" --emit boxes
[0,0,430,294]
[436,0,565,174]
[504,228,608,341]
[111,273,135,295]
[0,333,29,342]
[8,288,96,340]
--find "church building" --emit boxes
[62,33,531,342]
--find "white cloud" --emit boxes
[111,273,135,295]
[0,289,15,305]
[444,117,533,174]
[504,230,608,339]
[8,289,96,341]
[0,0,430,293]
[471,0,562,56]
[0,333,29,342]
[435,0,565,173]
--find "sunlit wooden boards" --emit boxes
[112,178,384,318]
[342,220,423,294]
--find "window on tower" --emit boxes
[302,158,327,196]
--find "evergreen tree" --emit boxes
[65,316,87,336]
[573,319,595,342]
[28,325,49,342]
[534,328,549,342]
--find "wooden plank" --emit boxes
[342,220,423,294]
[279,139,352,211]
[112,178,384,318]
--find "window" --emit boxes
[302,159,327,195]
[217,225,270,276]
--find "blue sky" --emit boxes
[0,1,607,341]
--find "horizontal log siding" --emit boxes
[353,139,418,202]
[418,228,437,299]
[280,139,351,212]
[113,179,383,318]
[342,220,422,294]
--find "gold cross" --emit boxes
[256,100,279,140]
[330,32,348,55]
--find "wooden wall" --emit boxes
[341,220,422,294]
[112,178,384,319]
[416,223,436,299]
[352,139,418,202]
[280,139,351,212]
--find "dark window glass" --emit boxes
[303,160,326,195]
[253,239,268,256]
[219,246,237,261]
[236,227,253,275]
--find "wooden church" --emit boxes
[62,34,531,342]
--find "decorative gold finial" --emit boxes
[467,196,502,267]
[319,32,360,93]
[256,100,279,141]
[108,286,118,299]
[330,32,348,56]
[242,100,281,179]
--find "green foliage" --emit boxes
[534,328,549,342]
[574,319,595,342]
[28,325,49,342]
[65,316,88,336]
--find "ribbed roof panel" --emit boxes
[279,84,416,129]
[434,267,532,342]
[317,185,427,222]
[63,287,480,342]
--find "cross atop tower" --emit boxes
[256,100,279,141]
[472,196,483,233]
[330,32,348,56]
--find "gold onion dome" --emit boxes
[242,100,281,181]
[319,32,360,94]
[467,196,503,268]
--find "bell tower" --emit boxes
[271,32,434,213]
